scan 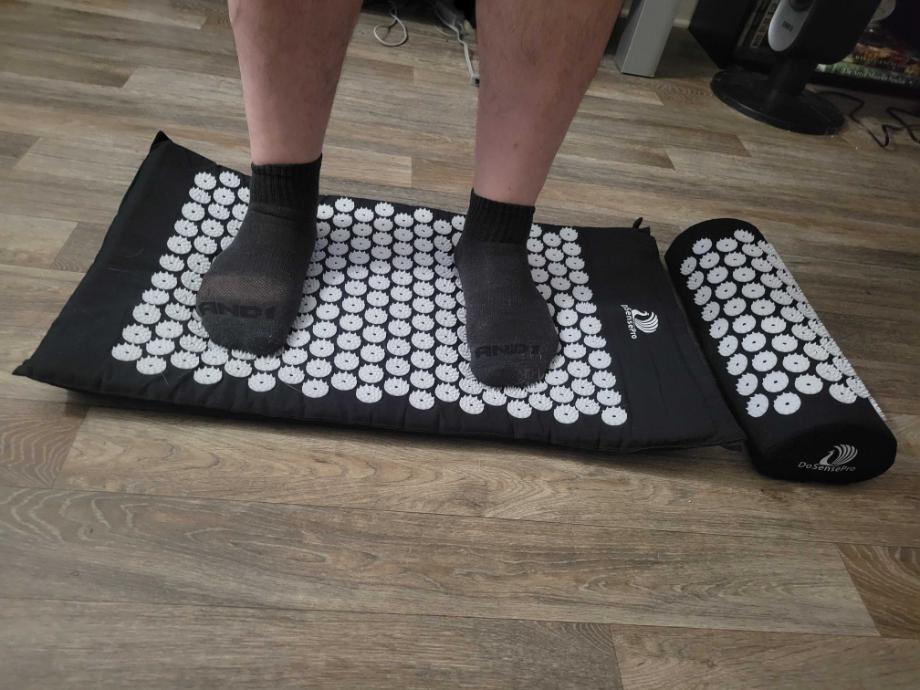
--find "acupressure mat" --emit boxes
[15,133,741,454]
[17,133,897,481]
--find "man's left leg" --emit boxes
[457,0,622,387]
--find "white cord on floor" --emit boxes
[371,0,478,85]
[373,1,408,47]
[459,30,478,85]
[432,1,479,85]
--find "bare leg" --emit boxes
[198,1,361,354]
[456,1,621,386]
[230,0,362,164]
[473,0,622,205]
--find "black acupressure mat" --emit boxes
[15,133,743,454]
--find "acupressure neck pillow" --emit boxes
[665,219,897,482]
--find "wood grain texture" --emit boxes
[0,599,622,690]
[15,136,148,185]
[58,407,920,547]
[611,625,920,690]
[22,0,208,29]
[0,130,37,169]
[0,487,876,634]
[0,400,85,488]
[0,263,82,330]
[0,213,76,269]
[839,544,920,639]
[0,326,73,404]
[50,222,107,273]
[2,1,919,686]
[0,41,131,88]
[890,414,920,458]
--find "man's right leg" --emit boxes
[455,0,621,387]
[197,0,362,355]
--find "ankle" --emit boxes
[249,157,321,216]
[462,190,534,245]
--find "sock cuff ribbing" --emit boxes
[463,190,535,243]
[250,157,322,212]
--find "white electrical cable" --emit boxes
[373,1,408,47]
[432,2,479,85]
[460,32,478,85]
[371,0,478,84]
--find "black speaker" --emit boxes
[711,0,882,134]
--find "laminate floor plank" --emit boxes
[0,599,622,690]
[839,544,920,639]
[611,625,920,690]
[0,487,876,634]
[0,400,86,488]
[56,407,920,547]
[0,213,76,269]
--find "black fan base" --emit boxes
[712,69,845,135]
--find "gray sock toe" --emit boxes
[196,160,320,355]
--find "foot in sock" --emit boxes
[196,160,320,355]
[454,191,559,387]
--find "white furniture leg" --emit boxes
[614,0,683,77]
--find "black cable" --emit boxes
[816,90,920,149]
[888,106,920,145]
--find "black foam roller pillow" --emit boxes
[665,218,897,483]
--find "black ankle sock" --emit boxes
[455,190,559,387]
[196,158,320,355]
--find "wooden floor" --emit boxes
[2,1,920,688]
